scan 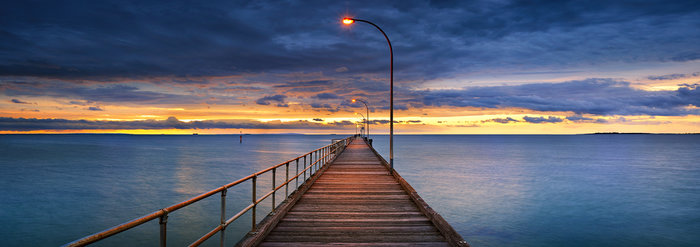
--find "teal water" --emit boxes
[1,134,699,246]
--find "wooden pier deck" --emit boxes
[246,138,467,246]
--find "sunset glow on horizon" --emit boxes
[1,1,699,135]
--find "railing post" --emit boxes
[285,162,289,197]
[303,155,307,181]
[159,209,168,247]
[315,150,318,172]
[251,175,257,233]
[295,159,299,188]
[310,151,314,175]
[272,168,276,211]
[220,188,227,247]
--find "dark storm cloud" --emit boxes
[647,72,700,80]
[420,79,700,116]
[565,115,593,121]
[0,116,358,131]
[483,117,519,124]
[255,94,286,106]
[1,81,199,104]
[1,0,698,81]
[309,102,340,112]
[313,93,341,100]
[522,116,563,124]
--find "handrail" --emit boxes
[64,136,353,247]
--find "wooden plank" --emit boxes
[272,225,437,232]
[259,242,451,247]
[263,233,445,242]
[284,211,423,217]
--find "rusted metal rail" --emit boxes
[64,136,352,247]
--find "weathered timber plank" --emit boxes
[289,205,420,212]
[284,211,423,217]
[271,225,437,232]
[301,194,410,200]
[275,221,434,228]
[259,242,451,247]
[263,233,446,243]
[304,191,406,194]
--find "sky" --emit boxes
[1,0,699,134]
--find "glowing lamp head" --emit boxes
[342,18,355,25]
[351,99,357,103]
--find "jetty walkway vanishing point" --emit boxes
[66,136,468,247]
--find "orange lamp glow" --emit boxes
[352,99,357,103]
[342,18,354,25]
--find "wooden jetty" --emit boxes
[240,138,468,246]
[65,136,467,247]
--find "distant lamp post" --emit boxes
[352,98,370,139]
[342,17,394,169]
[356,112,367,137]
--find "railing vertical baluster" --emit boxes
[310,151,314,175]
[295,159,299,188]
[251,175,257,232]
[159,210,168,247]
[303,155,307,181]
[220,188,226,247]
[272,168,276,211]
[285,162,289,197]
[314,150,317,172]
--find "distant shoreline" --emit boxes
[1,132,698,136]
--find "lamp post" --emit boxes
[343,17,394,169]
[352,98,369,139]
[356,112,367,137]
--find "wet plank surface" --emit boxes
[259,139,450,246]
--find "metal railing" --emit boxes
[64,136,353,247]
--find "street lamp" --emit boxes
[342,17,394,170]
[352,98,369,139]
[356,112,367,137]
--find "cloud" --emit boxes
[273,80,330,88]
[483,117,519,124]
[647,72,700,80]
[309,102,340,112]
[87,106,103,111]
[2,81,202,105]
[255,94,286,105]
[565,115,593,121]
[1,0,698,83]
[522,116,564,124]
[11,99,30,104]
[312,118,323,122]
[419,78,700,116]
[0,116,361,131]
[313,93,341,100]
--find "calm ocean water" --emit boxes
[1,134,698,246]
